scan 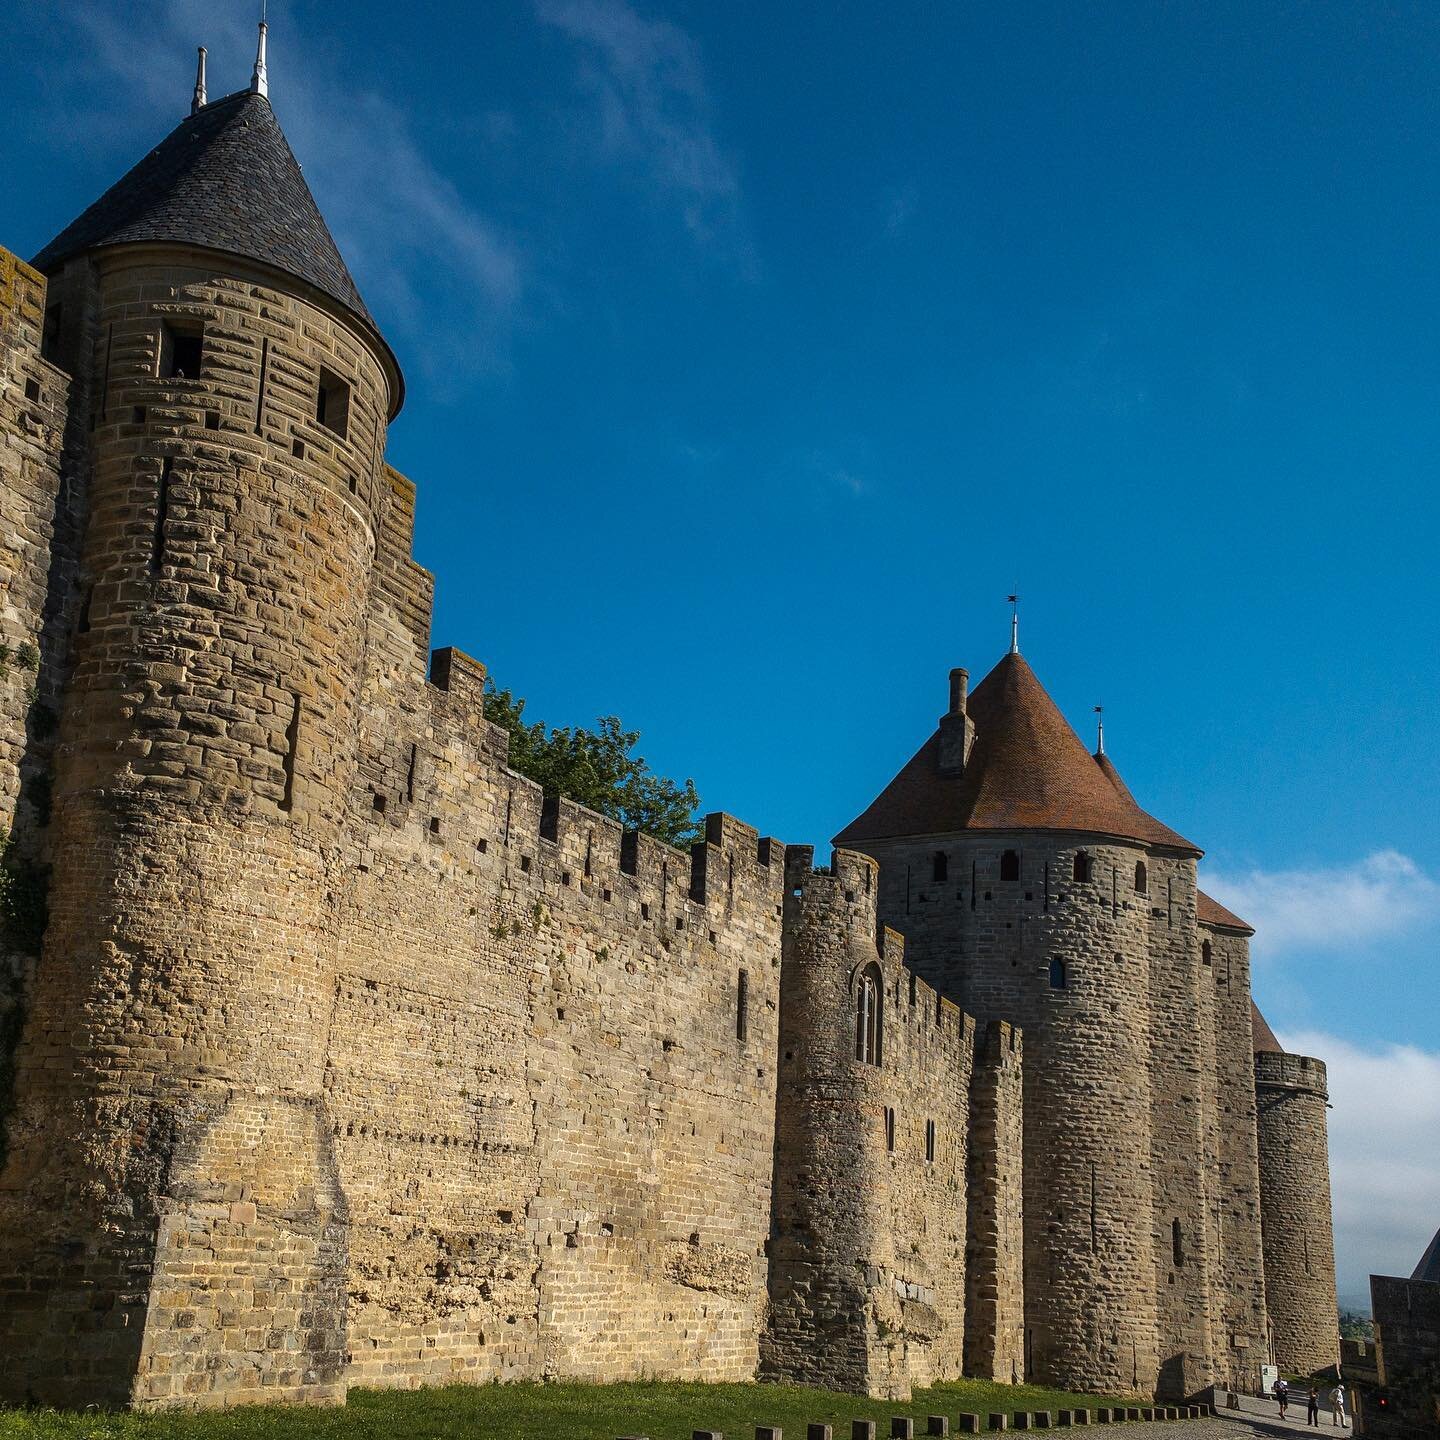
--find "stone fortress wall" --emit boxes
[0,167,1339,1417]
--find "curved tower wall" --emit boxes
[0,250,394,1408]
[1255,1050,1338,1374]
[762,845,976,1400]
[862,830,1224,1397]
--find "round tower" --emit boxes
[761,844,906,1398]
[0,57,400,1410]
[835,652,1223,1399]
[1253,1008,1339,1375]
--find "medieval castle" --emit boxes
[0,33,1339,1412]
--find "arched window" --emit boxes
[932,850,948,882]
[1201,939,1212,967]
[1000,849,1020,882]
[1134,861,1148,895]
[1073,851,1092,883]
[855,964,883,1066]
[1172,1218,1185,1268]
[1049,957,1067,990]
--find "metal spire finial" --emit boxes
[192,46,208,114]
[250,9,269,97]
[1007,593,1020,655]
[1094,704,1105,756]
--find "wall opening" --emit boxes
[855,963,883,1066]
[1049,957,1067,990]
[1172,1218,1185,1268]
[42,303,63,364]
[1202,939,1212,967]
[151,457,173,573]
[160,319,204,380]
[885,1105,895,1152]
[1000,849,1020,881]
[932,850,948,882]
[925,1118,936,1163]
[255,336,270,433]
[736,969,749,1042]
[1134,860,1148,895]
[279,694,300,812]
[1074,851,1093,883]
[316,366,351,440]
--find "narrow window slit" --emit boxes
[279,694,300,812]
[736,969,749,1041]
[255,336,269,433]
[150,457,173,573]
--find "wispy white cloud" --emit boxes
[1205,850,1440,957]
[38,0,523,382]
[1278,1028,1440,1305]
[535,0,744,253]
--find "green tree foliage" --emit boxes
[1339,1309,1374,1341]
[484,682,703,849]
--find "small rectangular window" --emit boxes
[885,1106,896,1153]
[160,320,204,380]
[316,367,351,439]
[925,1118,936,1163]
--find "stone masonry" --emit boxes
[0,63,1338,1412]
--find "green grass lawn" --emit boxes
[0,1379,1139,1440]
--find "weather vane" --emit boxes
[1008,592,1019,654]
[1094,704,1104,755]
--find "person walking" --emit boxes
[1308,1385,1321,1425]
[1275,1376,1290,1419]
[1330,1383,1348,1427]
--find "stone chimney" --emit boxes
[938,666,976,776]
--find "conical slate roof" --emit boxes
[836,652,1198,852]
[1413,1227,1440,1283]
[1250,1001,1285,1055]
[32,88,393,396]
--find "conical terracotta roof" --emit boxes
[1197,888,1255,935]
[835,652,1199,852]
[1251,1001,1285,1055]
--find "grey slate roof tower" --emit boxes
[32,85,403,414]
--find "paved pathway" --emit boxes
[1118,1393,1355,1437]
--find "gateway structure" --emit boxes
[0,36,1336,1410]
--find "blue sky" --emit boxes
[4,0,1437,1304]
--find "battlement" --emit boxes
[1255,1048,1328,1097]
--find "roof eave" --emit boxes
[69,238,405,421]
